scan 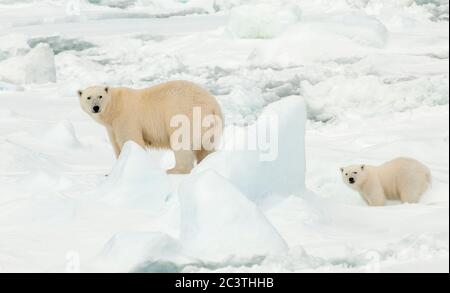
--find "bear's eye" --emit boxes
[353,172,357,174]
[99,96,102,99]
[345,173,348,176]
[87,96,91,100]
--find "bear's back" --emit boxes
[377,157,430,199]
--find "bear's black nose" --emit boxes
[349,177,355,184]
[92,106,100,113]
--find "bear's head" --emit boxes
[77,86,111,117]
[340,164,367,189]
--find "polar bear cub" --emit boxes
[340,157,431,206]
[78,80,223,174]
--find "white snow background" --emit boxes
[0,0,448,272]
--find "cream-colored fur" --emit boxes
[340,157,431,206]
[78,80,223,174]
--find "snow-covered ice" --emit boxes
[94,141,172,212]
[0,0,448,273]
[196,95,306,205]
[0,42,56,84]
[97,231,185,273]
[179,170,288,262]
[226,3,302,39]
[43,120,82,148]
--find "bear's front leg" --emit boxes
[365,194,386,206]
[107,128,121,158]
[167,150,194,174]
[114,122,146,152]
[363,185,386,206]
[360,178,386,206]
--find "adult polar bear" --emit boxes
[78,80,223,174]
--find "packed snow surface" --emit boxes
[0,0,448,272]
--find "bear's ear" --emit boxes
[104,86,109,93]
[77,90,82,97]
[340,167,344,173]
[361,165,365,170]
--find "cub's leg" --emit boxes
[362,182,386,206]
[399,185,422,204]
[365,193,386,206]
[167,150,194,174]
[195,149,213,164]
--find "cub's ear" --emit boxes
[361,165,365,170]
[104,86,109,93]
[77,90,82,97]
[340,167,344,173]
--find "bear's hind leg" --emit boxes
[167,150,194,174]
[399,187,421,204]
[195,149,213,164]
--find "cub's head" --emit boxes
[78,86,111,116]
[340,164,367,189]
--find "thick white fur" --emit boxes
[341,157,431,206]
[78,80,223,174]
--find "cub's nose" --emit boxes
[92,106,100,113]
[349,177,355,184]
